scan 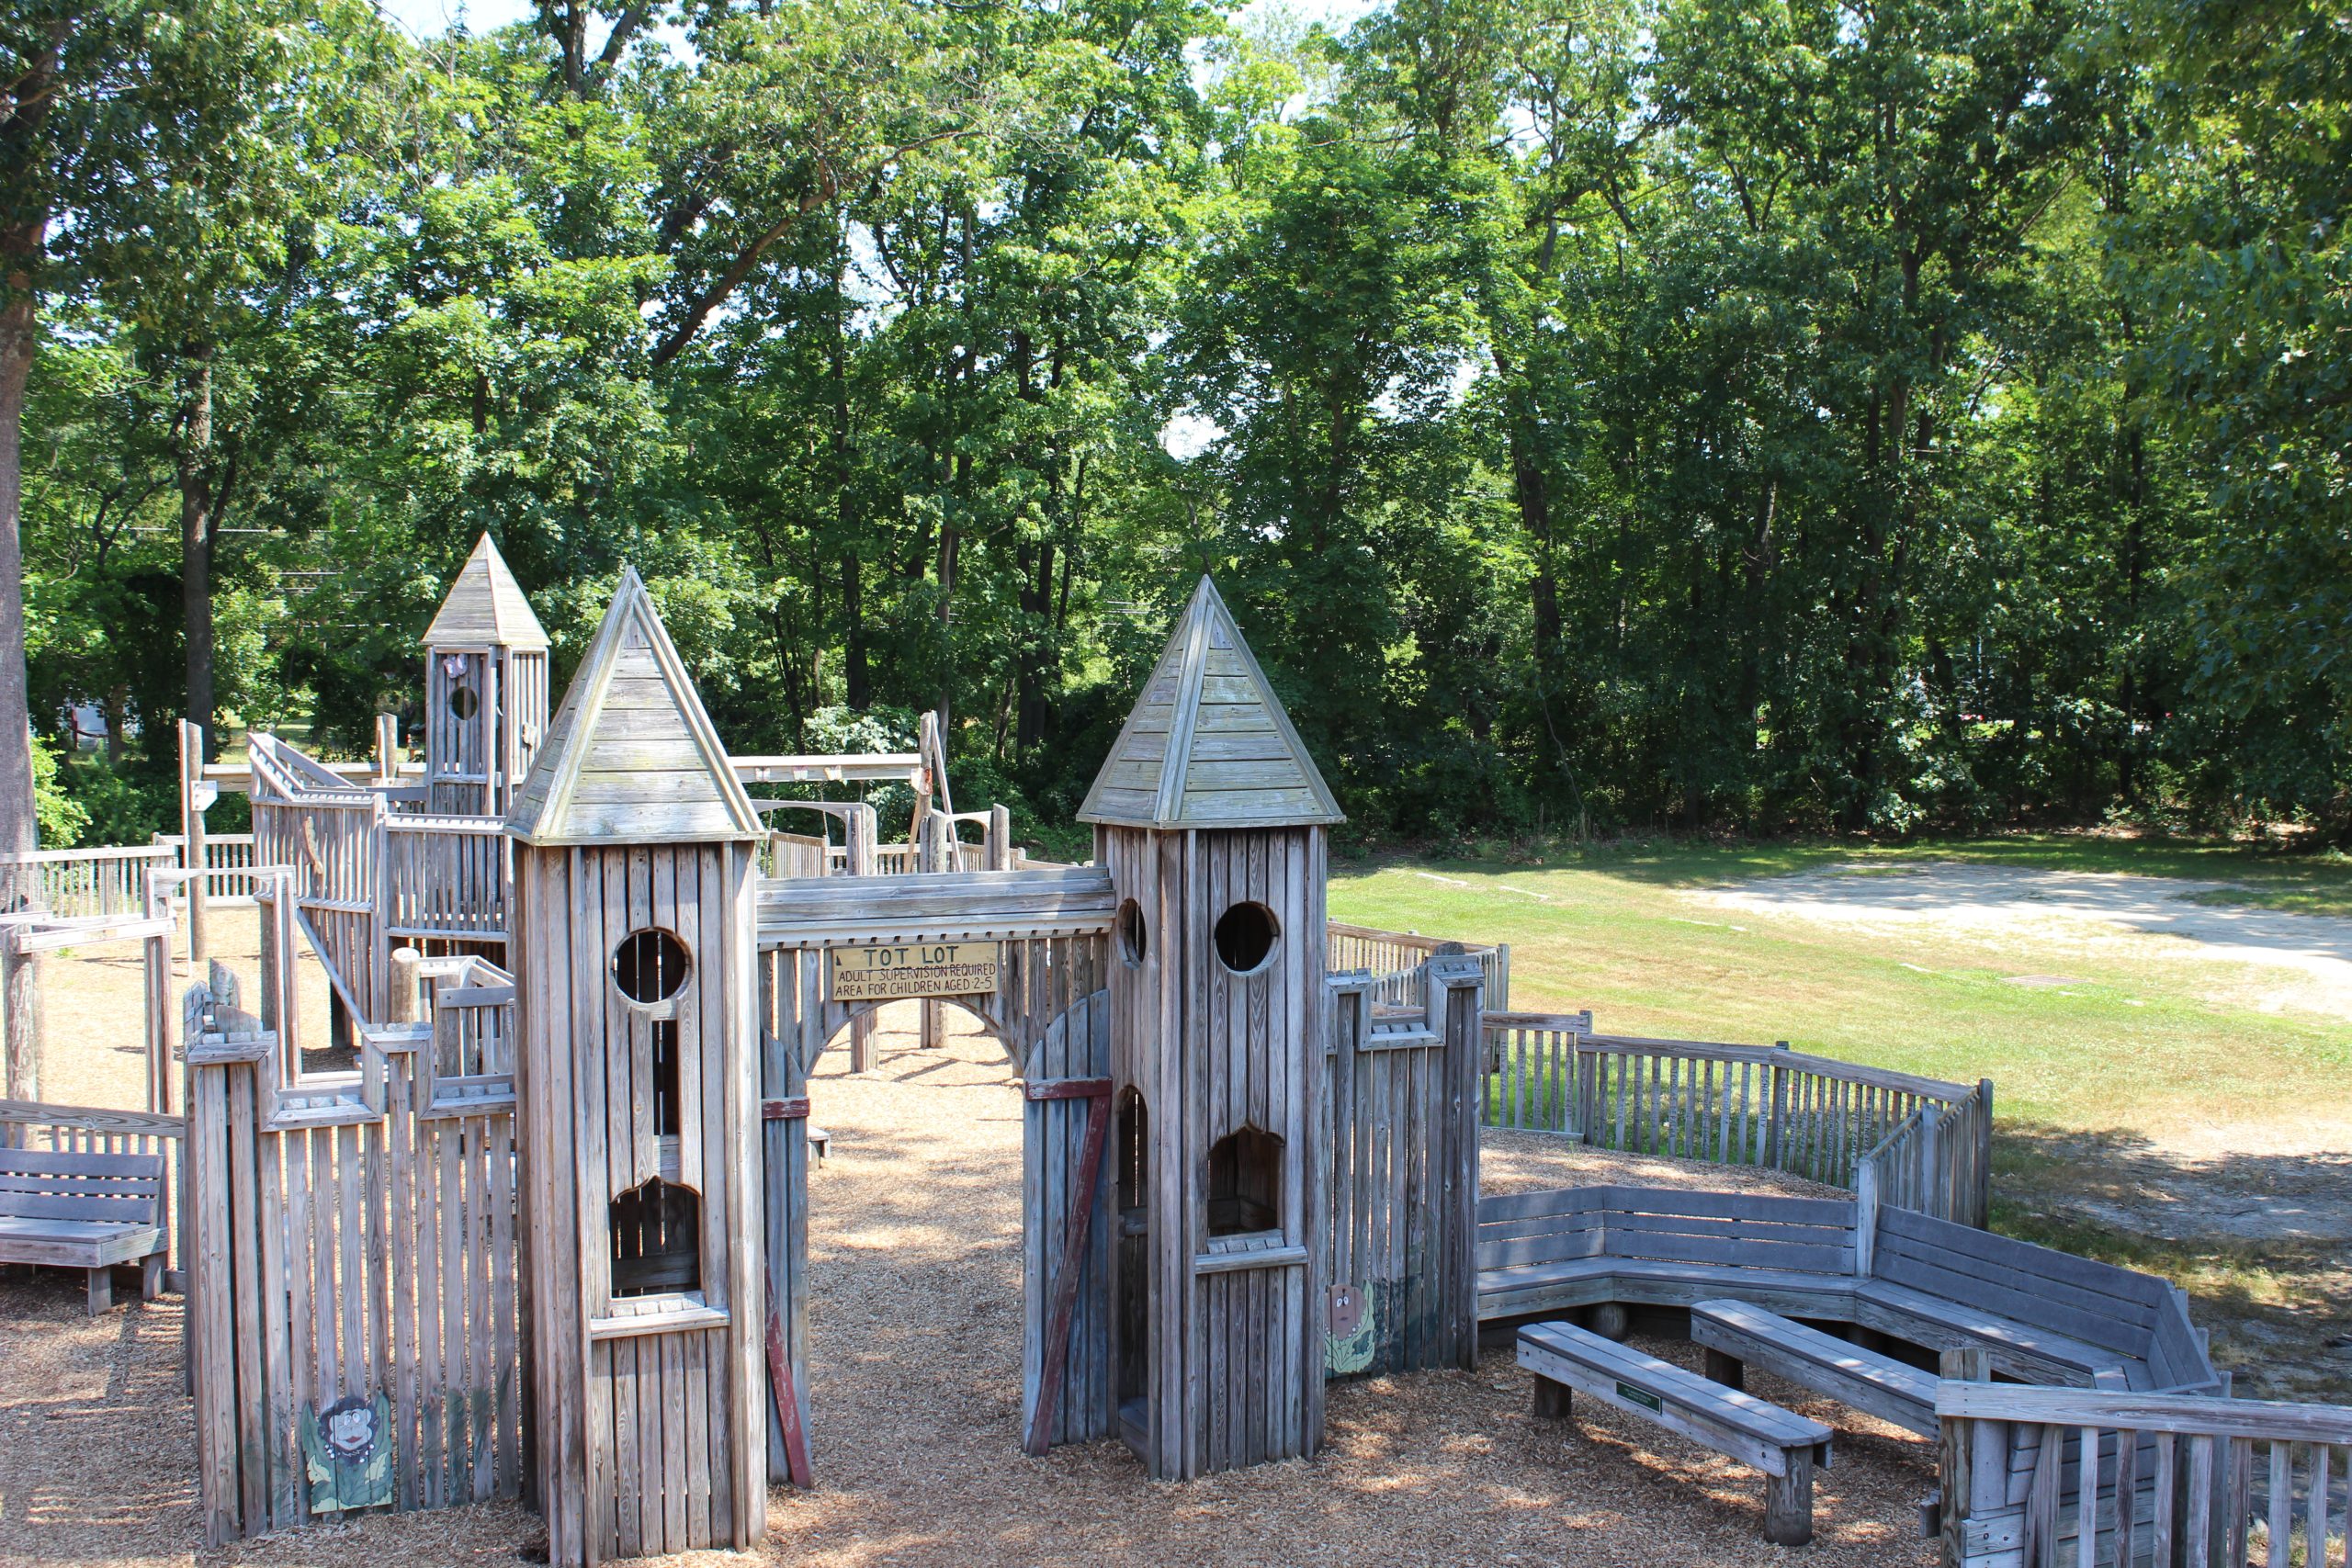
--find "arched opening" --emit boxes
[1115,898,1148,966]
[1213,901,1279,975]
[1205,1124,1283,1239]
[610,1177,700,1298]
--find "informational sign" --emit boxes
[830,942,996,1001]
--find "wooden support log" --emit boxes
[1763,1445,1817,1547]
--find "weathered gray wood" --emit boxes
[1519,1320,1832,1544]
[1690,1297,1938,1438]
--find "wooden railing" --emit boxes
[1856,1087,1997,1229]
[1479,1018,1993,1223]
[0,843,177,918]
[382,814,506,942]
[1327,921,1510,1011]
[1936,1381,2352,1567]
[156,832,263,906]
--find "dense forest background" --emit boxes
[5,0,2346,852]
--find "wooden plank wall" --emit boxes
[183,1021,525,1545]
[1187,829,1326,1475]
[425,649,493,816]
[384,818,509,944]
[1319,953,1479,1384]
[512,841,763,1562]
[1326,920,1510,1013]
[250,769,384,1023]
[1021,988,1114,1449]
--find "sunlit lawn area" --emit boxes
[1329,833,2352,1136]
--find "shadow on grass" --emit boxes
[1990,1121,2352,1401]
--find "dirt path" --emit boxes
[1,1009,1942,1568]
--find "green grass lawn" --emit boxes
[1330,832,2352,1138]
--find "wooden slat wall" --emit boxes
[1326,921,1510,1012]
[183,1021,525,1546]
[384,818,509,942]
[1021,987,1114,1450]
[1319,955,1479,1384]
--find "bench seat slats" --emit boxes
[0,1148,163,1179]
[1518,1321,1833,1473]
[0,1215,164,1268]
[1870,1245,2155,1359]
[1690,1297,1939,1438]
[1853,1282,2151,1389]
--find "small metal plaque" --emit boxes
[829,942,996,1001]
[1615,1381,1663,1413]
[1328,1283,1363,1337]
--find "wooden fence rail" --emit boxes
[0,843,177,919]
[1327,921,1510,1012]
[1936,1381,2352,1568]
[156,834,264,907]
[1478,1016,1994,1225]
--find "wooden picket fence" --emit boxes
[182,955,524,1545]
[1478,1014,1994,1226]
[0,843,176,919]
[1937,1381,2352,1567]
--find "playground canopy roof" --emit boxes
[1079,575,1343,830]
[423,533,550,650]
[506,567,763,845]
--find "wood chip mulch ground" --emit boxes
[2,936,1934,1567]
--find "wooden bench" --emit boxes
[1518,1319,1835,1545]
[1690,1296,1938,1438]
[0,1146,169,1314]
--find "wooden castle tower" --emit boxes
[1080,576,1344,1480]
[505,568,766,1563]
[424,533,550,815]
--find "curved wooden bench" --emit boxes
[0,1146,168,1314]
[1476,1186,2215,1398]
[1519,1319,1835,1546]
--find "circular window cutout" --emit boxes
[1214,901,1279,976]
[1115,898,1148,967]
[448,685,480,721]
[613,927,690,1003]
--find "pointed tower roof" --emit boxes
[423,534,549,649]
[505,568,762,845]
[1079,577,1343,829]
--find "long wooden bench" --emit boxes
[0,1146,169,1314]
[1520,1319,1835,1545]
[1690,1296,1938,1438]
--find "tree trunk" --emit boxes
[0,220,39,858]
[178,346,217,760]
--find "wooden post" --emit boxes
[1763,1446,1817,1547]
[181,717,210,970]
[917,811,949,1055]
[1973,1079,1995,1229]
[1918,1102,1946,1221]
[1939,1347,1990,1568]
[987,803,1012,872]
[1764,1043,1789,1171]
[389,945,422,1026]
[375,712,399,784]
[846,804,876,1072]
[0,924,36,1131]
[1853,1153,1879,1279]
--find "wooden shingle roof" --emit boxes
[1079,576,1343,829]
[505,567,762,845]
[423,534,549,650]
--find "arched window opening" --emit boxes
[610,1178,700,1298]
[1205,1124,1283,1238]
[613,928,690,1004]
[1116,898,1148,967]
[1116,1089,1148,1213]
[1213,901,1278,976]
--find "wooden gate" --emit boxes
[1320,953,1483,1379]
[752,868,1120,1481]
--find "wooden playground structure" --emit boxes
[2,543,2347,1566]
